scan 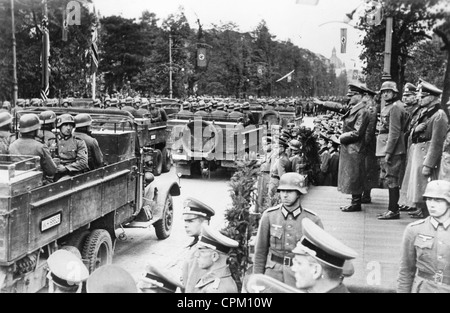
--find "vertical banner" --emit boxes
[197,47,207,68]
[90,25,99,74]
[340,28,347,54]
[41,17,50,101]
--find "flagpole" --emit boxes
[92,72,96,100]
[11,0,17,107]
[41,0,49,102]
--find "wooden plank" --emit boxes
[301,186,412,292]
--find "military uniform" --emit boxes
[52,134,89,175]
[74,131,104,170]
[254,193,323,287]
[0,130,14,154]
[398,217,450,293]
[138,261,182,293]
[191,224,239,293]
[9,138,57,178]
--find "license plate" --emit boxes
[41,212,62,232]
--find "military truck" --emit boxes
[0,108,180,293]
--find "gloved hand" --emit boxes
[422,166,431,177]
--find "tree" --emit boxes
[359,0,446,92]
[433,16,450,105]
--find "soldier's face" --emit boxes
[426,198,450,218]
[279,190,300,207]
[292,255,317,290]
[60,124,74,136]
[183,217,204,237]
[381,90,395,102]
[195,247,216,269]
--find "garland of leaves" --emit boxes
[221,159,260,292]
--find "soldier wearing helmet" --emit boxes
[253,172,323,288]
[0,112,14,154]
[1,101,11,113]
[38,110,57,147]
[9,114,57,182]
[398,180,450,293]
[74,113,104,170]
[50,114,88,181]
[376,81,408,220]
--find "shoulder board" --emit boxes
[304,208,318,216]
[266,204,282,213]
[409,219,426,227]
[73,136,84,141]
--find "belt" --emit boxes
[271,175,280,180]
[271,254,293,266]
[417,270,450,285]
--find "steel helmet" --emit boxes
[19,113,41,133]
[277,172,308,194]
[0,112,12,128]
[39,110,56,125]
[380,81,399,93]
[30,98,41,106]
[74,114,92,128]
[423,180,450,203]
[57,114,75,128]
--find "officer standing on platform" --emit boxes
[400,80,448,219]
[338,84,370,213]
[291,218,358,293]
[192,224,239,293]
[397,180,450,293]
[46,248,89,293]
[51,114,88,181]
[179,198,215,293]
[138,261,183,293]
[376,81,408,220]
[268,136,292,206]
[254,172,323,287]
[74,113,104,170]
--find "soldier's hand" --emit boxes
[415,123,427,133]
[422,166,431,177]
[57,164,68,173]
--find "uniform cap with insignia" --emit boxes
[0,112,13,128]
[57,114,76,128]
[39,110,56,125]
[277,172,308,194]
[183,197,215,220]
[245,273,303,293]
[423,180,450,203]
[139,261,182,293]
[347,84,366,97]
[361,86,377,97]
[403,83,417,96]
[74,113,93,128]
[198,224,239,254]
[47,249,89,289]
[417,79,442,97]
[86,265,138,293]
[293,218,358,269]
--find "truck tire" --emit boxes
[82,229,113,273]
[154,149,163,176]
[154,194,173,240]
[161,147,172,173]
[65,230,90,252]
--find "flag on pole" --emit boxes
[276,70,295,83]
[41,16,50,101]
[340,28,347,54]
[295,0,319,5]
[90,24,99,74]
[197,47,207,68]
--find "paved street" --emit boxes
[112,166,234,283]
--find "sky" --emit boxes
[93,0,366,68]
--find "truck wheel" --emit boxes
[154,194,173,240]
[82,229,113,273]
[161,147,172,173]
[65,230,90,252]
[154,149,163,176]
